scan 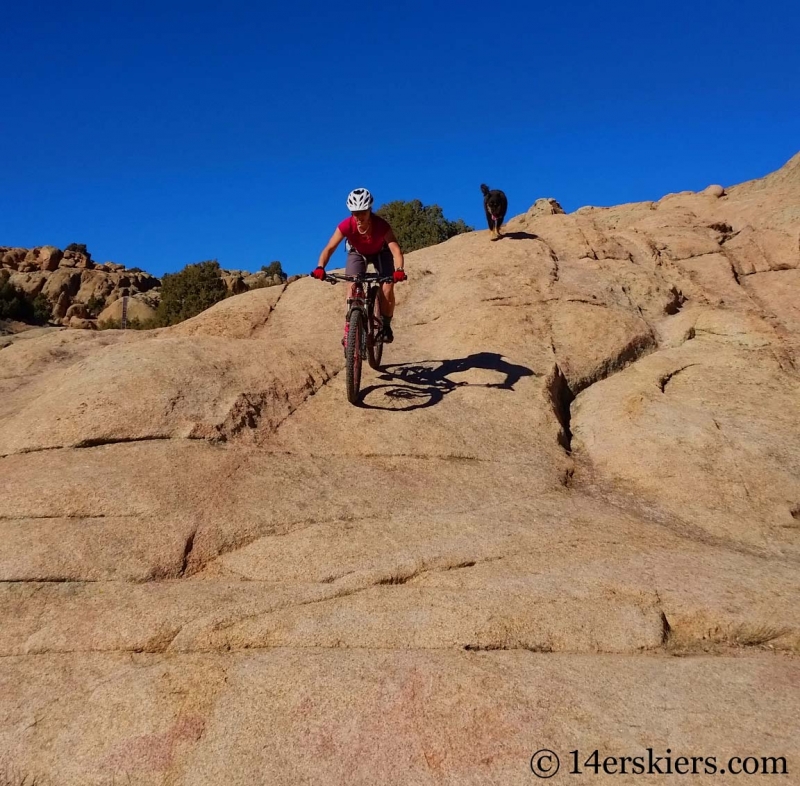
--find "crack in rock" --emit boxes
[179,529,198,577]
[270,366,341,435]
[544,363,574,454]
[2,435,201,458]
[658,364,699,393]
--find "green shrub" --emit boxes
[0,283,50,324]
[85,295,106,317]
[154,260,227,326]
[260,261,286,279]
[0,281,33,321]
[376,200,472,253]
[97,316,154,331]
[31,294,51,324]
[97,317,122,330]
[65,243,91,260]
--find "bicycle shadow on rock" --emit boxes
[358,352,536,411]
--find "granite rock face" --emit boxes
[1,154,799,784]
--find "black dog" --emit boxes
[481,184,508,240]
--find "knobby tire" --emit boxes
[367,287,384,370]
[345,308,364,404]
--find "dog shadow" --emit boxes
[358,352,536,411]
[500,231,539,241]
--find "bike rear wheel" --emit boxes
[345,308,364,404]
[366,286,384,370]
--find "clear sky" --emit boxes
[2,0,798,278]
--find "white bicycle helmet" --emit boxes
[346,187,374,211]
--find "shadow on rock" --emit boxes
[502,231,540,240]
[359,352,536,411]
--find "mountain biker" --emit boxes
[312,188,406,343]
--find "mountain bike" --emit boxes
[323,270,397,404]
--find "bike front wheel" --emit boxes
[345,308,364,404]
[366,287,384,370]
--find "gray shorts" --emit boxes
[345,246,395,278]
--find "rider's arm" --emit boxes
[385,230,404,270]
[317,228,345,269]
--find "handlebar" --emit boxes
[322,272,400,285]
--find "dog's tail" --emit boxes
[480,184,490,197]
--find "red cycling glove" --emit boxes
[393,270,407,283]
[311,267,326,280]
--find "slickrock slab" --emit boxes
[1,652,797,786]
[2,153,800,784]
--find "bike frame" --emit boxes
[324,271,393,351]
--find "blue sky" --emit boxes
[2,0,798,278]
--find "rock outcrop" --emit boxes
[0,253,289,331]
[1,154,799,785]
[0,245,160,327]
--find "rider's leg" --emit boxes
[380,283,395,342]
[344,249,365,299]
[376,247,395,317]
[380,282,395,317]
[375,247,396,341]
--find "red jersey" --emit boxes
[337,214,392,255]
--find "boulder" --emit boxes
[41,268,81,300]
[97,295,158,325]
[131,272,161,292]
[1,247,27,270]
[67,316,97,330]
[23,245,64,272]
[243,272,284,289]
[222,274,248,295]
[65,303,89,320]
[7,272,46,296]
[76,270,117,303]
[53,291,71,320]
[62,250,89,268]
[16,257,41,273]
[526,197,566,218]
[220,268,251,278]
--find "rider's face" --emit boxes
[351,210,370,220]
